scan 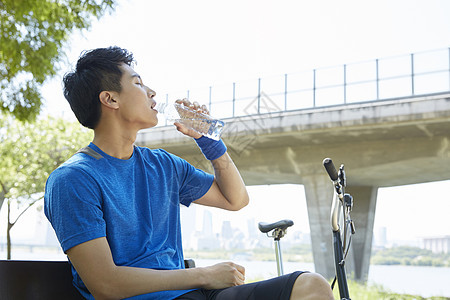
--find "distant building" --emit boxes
[247,218,257,238]
[221,221,233,239]
[202,210,213,237]
[197,235,221,250]
[422,236,450,254]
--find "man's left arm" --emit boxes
[173,99,249,211]
[193,151,249,211]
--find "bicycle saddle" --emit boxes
[258,219,294,233]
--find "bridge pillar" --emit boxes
[345,185,378,282]
[303,175,335,279]
[303,175,378,282]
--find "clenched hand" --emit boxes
[199,262,246,289]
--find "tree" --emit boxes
[0,0,116,121]
[0,114,93,259]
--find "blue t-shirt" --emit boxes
[44,143,214,299]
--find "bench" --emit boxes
[0,259,196,299]
[0,260,83,300]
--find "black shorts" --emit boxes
[174,271,305,300]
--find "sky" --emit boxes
[42,0,450,117]
[6,0,450,245]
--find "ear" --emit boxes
[99,91,119,109]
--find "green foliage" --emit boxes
[0,113,93,217]
[0,114,93,205]
[0,0,116,121]
[371,246,450,267]
[0,113,93,258]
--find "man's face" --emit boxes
[115,63,158,129]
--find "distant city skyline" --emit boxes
[2,190,449,256]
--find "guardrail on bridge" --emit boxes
[158,48,450,120]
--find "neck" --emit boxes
[92,121,138,160]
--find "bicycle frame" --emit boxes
[331,192,350,299]
[324,158,354,300]
[259,158,354,299]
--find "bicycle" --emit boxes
[258,158,354,300]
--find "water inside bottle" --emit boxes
[155,102,225,140]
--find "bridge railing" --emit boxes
[159,48,450,120]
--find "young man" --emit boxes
[44,47,333,300]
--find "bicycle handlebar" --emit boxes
[323,157,352,299]
[323,158,338,181]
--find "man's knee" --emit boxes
[290,272,334,300]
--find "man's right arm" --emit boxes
[67,237,245,300]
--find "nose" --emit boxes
[145,86,156,98]
[147,88,156,98]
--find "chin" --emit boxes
[144,115,159,128]
[144,122,158,129]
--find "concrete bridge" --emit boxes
[136,91,450,281]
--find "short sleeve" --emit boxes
[44,166,106,252]
[160,150,214,207]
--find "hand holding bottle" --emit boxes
[156,99,225,140]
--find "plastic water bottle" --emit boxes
[155,102,225,141]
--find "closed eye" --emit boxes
[131,73,144,86]
[135,79,144,87]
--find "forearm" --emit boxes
[174,100,248,209]
[92,266,204,299]
[210,152,249,211]
[68,238,209,300]
[98,260,245,299]
[69,238,245,299]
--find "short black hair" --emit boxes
[63,46,135,129]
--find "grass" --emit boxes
[247,277,450,299]
[331,280,450,300]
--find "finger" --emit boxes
[228,263,245,284]
[234,263,246,276]
[179,98,190,106]
[173,122,185,132]
[201,104,209,114]
[174,122,202,139]
[236,270,245,284]
[181,98,192,107]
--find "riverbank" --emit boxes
[371,246,450,267]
